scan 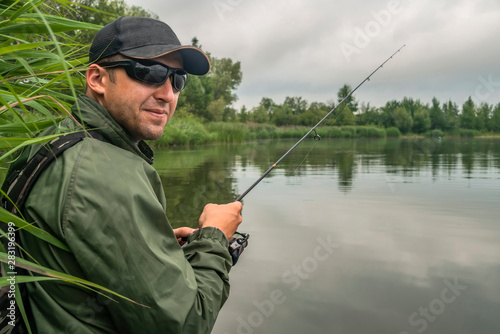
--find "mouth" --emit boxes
[144,109,168,119]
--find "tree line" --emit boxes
[236,86,500,135]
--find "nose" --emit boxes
[153,77,176,103]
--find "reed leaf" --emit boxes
[6,0,45,21]
[0,119,59,133]
[0,207,70,252]
[15,278,33,334]
[0,132,71,160]
[0,16,100,34]
[0,41,54,56]
[0,252,150,308]
[0,276,58,285]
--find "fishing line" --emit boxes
[236,45,406,201]
[290,136,320,176]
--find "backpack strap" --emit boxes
[1,130,104,214]
[0,130,104,333]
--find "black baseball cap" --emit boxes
[89,16,210,75]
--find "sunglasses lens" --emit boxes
[171,72,187,91]
[134,62,187,91]
[133,63,167,85]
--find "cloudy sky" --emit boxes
[127,0,500,110]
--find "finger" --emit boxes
[234,201,243,209]
[173,227,197,239]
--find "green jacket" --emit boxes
[16,95,232,333]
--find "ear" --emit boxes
[86,64,108,96]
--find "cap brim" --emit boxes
[120,45,210,75]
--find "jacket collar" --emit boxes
[72,94,155,164]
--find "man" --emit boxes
[7,16,243,333]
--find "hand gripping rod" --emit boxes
[236,45,406,201]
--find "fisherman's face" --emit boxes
[98,53,182,142]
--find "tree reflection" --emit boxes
[153,138,500,226]
[155,145,240,228]
[333,149,356,192]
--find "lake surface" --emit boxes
[154,137,500,334]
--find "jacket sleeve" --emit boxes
[28,139,232,333]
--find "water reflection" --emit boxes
[154,145,241,228]
[155,138,500,228]
[154,138,500,334]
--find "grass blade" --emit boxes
[0,252,150,308]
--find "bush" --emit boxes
[317,127,349,138]
[277,127,310,139]
[152,122,437,146]
[386,127,401,137]
[458,129,477,137]
[206,122,250,142]
[354,126,386,138]
[253,124,278,139]
[428,129,444,138]
[339,126,356,137]
[155,119,213,146]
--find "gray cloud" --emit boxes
[128,0,500,109]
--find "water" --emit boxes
[154,137,500,334]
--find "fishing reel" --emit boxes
[229,231,250,265]
[182,230,249,266]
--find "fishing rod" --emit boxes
[236,44,406,201]
[208,45,405,266]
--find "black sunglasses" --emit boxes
[98,58,188,92]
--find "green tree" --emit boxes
[297,102,328,126]
[270,104,293,126]
[333,85,358,126]
[249,106,269,123]
[46,0,159,45]
[356,103,381,126]
[380,100,400,128]
[429,97,445,130]
[442,100,459,131]
[337,84,358,112]
[336,105,356,125]
[260,97,275,112]
[283,96,308,116]
[239,105,248,123]
[460,97,476,130]
[492,103,500,132]
[177,40,242,121]
[210,57,242,106]
[412,107,431,133]
[476,102,492,132]
[177,74,214,119]
[400,97,421,118]
[393,106,413,134]
[267,96,307,126]
[249,97,275,123]
[223,106,237,122]
[206,98,226,122]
